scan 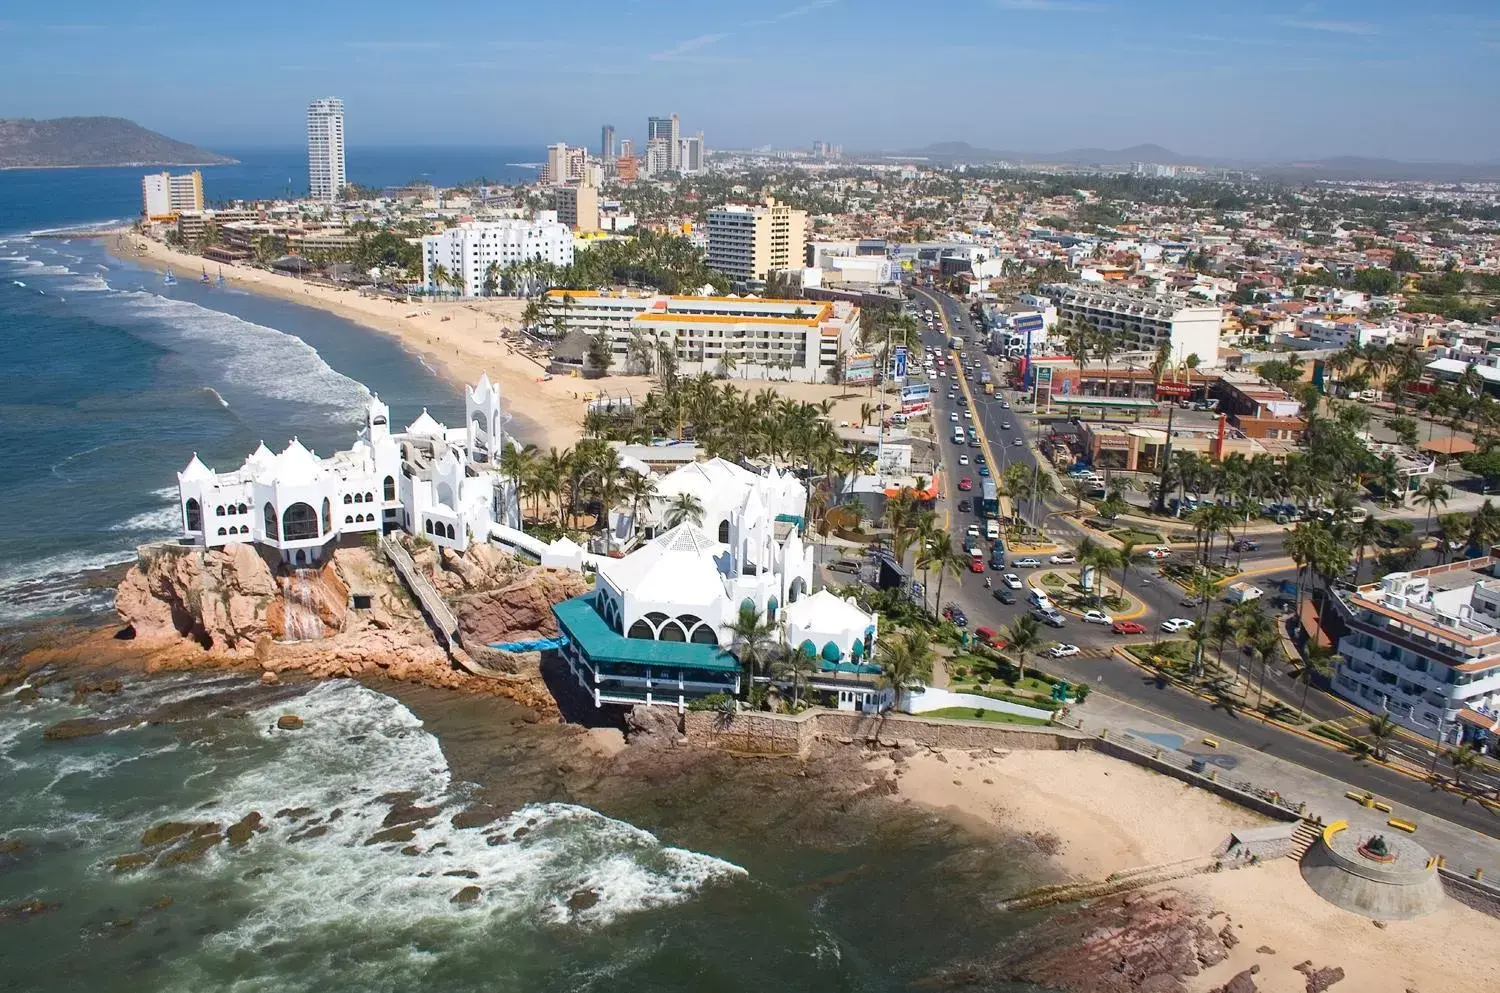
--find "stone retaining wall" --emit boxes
[1440,869,1500,919]
[1092,737,1302,823]
[679,708,1088,756]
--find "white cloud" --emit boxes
[649,32,728,61]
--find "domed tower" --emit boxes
[465,374,502,465]
[365,394,391,442]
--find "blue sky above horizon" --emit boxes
[2,0,1498,162]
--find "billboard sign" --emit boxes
[1014,313,1045,333]
[893,345,908,379]
[901,382,930,402]
[845,352,876,385]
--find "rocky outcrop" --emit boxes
[408,538,519,596]
[453,567,591,646]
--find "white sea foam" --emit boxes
[134,680,744,971]
[108,504,180,533]
[0,547,137,623]
[59,272,109,292]
[10,280,23,287]
[111,290,370,421]
[151,485,180,500]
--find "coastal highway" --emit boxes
[900,284,1500,840]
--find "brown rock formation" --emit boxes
[453,566,591,646]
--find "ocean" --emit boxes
[0,151,1050,993]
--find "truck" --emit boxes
[980,479,999,519]
[1225,582,1263,605]
[985,519,1000,541]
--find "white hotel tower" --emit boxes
[176,377,517,566]
[307,97,347,201]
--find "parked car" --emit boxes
[943,604,968,627]
[1082,609,1113,625]
[993,589,1016,604]
[826,559,861,574]
[1160,617,1196,633]
[1013,557,1042,568]
[1002,573,1023,589]
[974,626,1007,649]
[1049,553,1077,565]
[1048,644,1081,658]
[1111,620,1147,635]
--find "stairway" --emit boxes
[1288,820,1322,863]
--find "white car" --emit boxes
[964,411,973,419]
[1144,547,1172,559]
[1003,573,1023,589]
[1049,553,1077,565]
[1002,422,1012,430]
[950,412,960,422]
[1160,617,1196,633]
[1082,610,1113,625]
[1012,557,1042,568]
[1013,438,1023,446]
[958,454,970,466]
[1048,644,1081,658]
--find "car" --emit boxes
[974,626,1007,649]
[826,559,861,574]
[943,604,968,627]
[957,498,971,513]
[977,465,990,477]
[1032,607,1067,627]
[957,396,968,407]
[948,391,957,399]
[1013,438,1023,447]
[1232,538,1261,552]
[1144,547,1172,559]
[964,411,973,420]
[993,589,1016,604]
[950,411,960,423]
[1082,609,1113,625]
[1000,400,1010,409]
[1179,594,1206,608]
[1111,620,1147,635]
[1048,644,1081,658]
[1002,573,1023,589]
[1160,617,1196,633]
[958,477,973,491]
[958,454,970,466]
[968,557,985,573]
[1049,553,1077,565]
[1001,422,1012,430]
[1013,557,1042,568]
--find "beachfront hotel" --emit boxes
[141,170,203,221]
[176,376,518,566]
[306,97,347,201]
[421,220,575,298]
[1332,558,1500,748]
[546,289,861,383]
[553,456,886,712]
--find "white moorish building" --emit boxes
[422,220,574,297]
[175,376,518,566]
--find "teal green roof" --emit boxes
[818,661,882,675]
[775,513,805,526]
[553,594,742,672]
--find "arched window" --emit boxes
[237,503,247,515]
[689,624,718,645]
[384,476,396,501]
[345,515,353,524]
[321,498,332,533]
[788,577,806,603]
[658,620,687,642]
[344,494,353,504]
[717,519,731,543]
[282,502,319,541]
[677,613,704,631]
[628,619,654,639]
[767,596,779,622]
[446,523,456,540]
[216,505,225,516]
[365,492,374,504]
[424,519,433,534]
[217,527,227,536]
[263,503,279,539]
[185,498,202,532]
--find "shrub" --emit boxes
[977,673,992,684]
[1074,682,1091,703]
[951,665,968,679]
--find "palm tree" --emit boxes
[430,263,451,297]
[1116,537,1146,594]
[924,531,967,619]
[721,603,780,701]
[1293,641,1336,719]
[1445,743,1483,789]
[1366,713,1397,761]
[1207,608,1238,679]
[1414,478,1451,544]
[878,629,934,712]
[773,643,817,710]
[1250,630,1282,711]
[1004,614,1043,684]
[621,471,659,536]
[664,492,705,529]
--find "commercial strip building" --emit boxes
[421,220,575,297]
[706,198,808,283]
[544,289,861,383]
[1333,559,1500,749]
[141,170,203,221]
[306,97,347,201]
[1040,282,1223,368]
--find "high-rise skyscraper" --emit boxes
[647,114,680,170]
[619,138,633,159]
[601,125,615,160]
[306,97,347,201]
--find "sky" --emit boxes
[2,0,1498,162]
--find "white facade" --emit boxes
[422,220,574,297]
[176,376,517,566]
[307,98,347,201]
[1045,283,1223,368]
[142,171,202,219]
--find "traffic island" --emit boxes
[1299,821,1445,920]
[1029,570,1145,619]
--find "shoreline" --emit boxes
[99,230,622,451]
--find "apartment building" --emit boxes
[706,198,808,283]
[545,290,859,383]
[142,170,203,220]
[421,220,574,297]
[1043,282,1223,368]
[1334,561,1500,743]
[543,143,588,185]
[647,114,680,168]
[555,183,600,233]
[306,97,347,201]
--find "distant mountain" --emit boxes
[0,117,235,170]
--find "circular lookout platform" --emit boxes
[1299,821,1444,920]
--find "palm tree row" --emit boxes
[499,436,655,535]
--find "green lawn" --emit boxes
[924,707,1053,726]
[1111,528,1165,545]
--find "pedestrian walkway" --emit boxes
[1075,693,1500,880]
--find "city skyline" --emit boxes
[3,0,1499,162]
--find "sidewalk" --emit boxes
[1074,693,1500,880]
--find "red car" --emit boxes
[1111,620,1146,635]
[958,477,973,491]
[974,626,1008,650]
[968,557,985,573]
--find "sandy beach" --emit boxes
[104,232,901,451]
[888,748,1500,993]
